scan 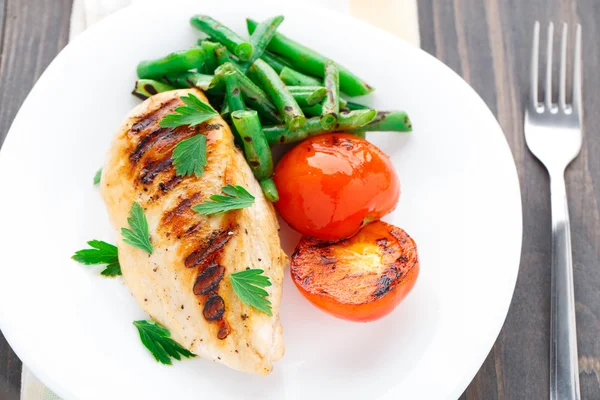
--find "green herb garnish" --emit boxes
[121,202,153,254]
[192,185,255,215]
[230,269,272,316]
[93,168,102,185]
[72,240,122,277]
[133,320,196,365]
[172,134,207,177]
[159,94,218,128]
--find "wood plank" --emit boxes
[0,0,72,145]
[0,0,72,398]
[420,0,600,398]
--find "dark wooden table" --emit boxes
[1,0,599,398]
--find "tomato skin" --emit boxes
[290,221,419,322]
[274,133,399,241]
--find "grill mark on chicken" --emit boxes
[139,158,173,184]
[152,125,201,155]
[193,264,225,295]
[159,175,183,193]
[160,193,203,236]
[185,225,237,339]
[184,228,235,270]
[130,98,178,133]
[203,295,225,320]
[161,192,236,338]
[184,223,202,237]
[130,127,175,162]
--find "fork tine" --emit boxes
[545,22,554,110]
[572,24,582,114]
[531,21,540,109]
[559,23,568,111]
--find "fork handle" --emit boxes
[550,174,580,400]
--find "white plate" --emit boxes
[0,1,522,399]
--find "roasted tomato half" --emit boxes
[290,220,419,322]
[273,133,399,241]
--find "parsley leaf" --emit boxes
[121,202,153,254]
[192,185,255,215]
[159,94,218,128]
[72,240,122,277]
[133,320,196,365]
[100,262,122,277]
[230,269,272,316]
[94,168,102,185]
[172,134,207,177]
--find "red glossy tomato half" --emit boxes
[274,133,400,241]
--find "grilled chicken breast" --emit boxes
[101,88,286,374]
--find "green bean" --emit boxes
[231,110,274,180]
[214,46,241,68]
[279,66,321,87]
[321,60,339,129]
[287,86,327,106]
[199,40,220,74]
[263,109,376,145]
[210,46,242,89]
[248,59,306,130]
[191,15,253,61]
[260,51,292,73]
[287,85,325,93]
[161,71,214,91]
[137,48,205,79]
[301,96,348,117]
[132,80,175,100]
[352,131,367,139]
[244,16,284,66]
[214,63,282,124]
[224,71,245,111]
[222,71,245,145]
[247,18,373,96]
[349,111,413,133]
[259,178,279,202]
[288,87,327,107]
[344,100,370,110]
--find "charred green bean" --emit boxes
[349,111,413,133]
[224,71,246,111]
[247,18,373,96]
[244,16,284,66]
[259,178,279,202]
[263,109,376,145]
[191,15,253,61]
[161,71,214,91]
[301,96,348,117]
[199,40,220,74]
[137,48,205,79]
[288,87,327,107]
[279,66,321,87]
[231,110,274,181]
[321,60,339,129]
[132,80,175,100]
[215,63,282,124]
[260,51,292,73]
[344,100,370,111]
[248,59,306,130]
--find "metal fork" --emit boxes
[525,21,582,400]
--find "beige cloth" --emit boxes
[21,0,419,398]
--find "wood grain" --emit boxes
[0,1,599,399]
[420,0,600,398]
[0,0,71,398]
